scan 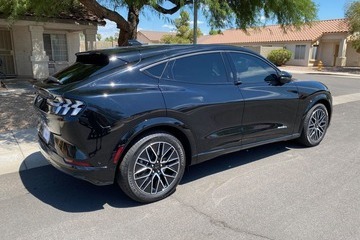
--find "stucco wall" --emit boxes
[12,26,33,77]
[240,42,312,66]
[1,19,98,78]
[345,42,360,67]
[66,32,80,64]
[285,42,312,66]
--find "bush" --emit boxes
[267,49,292,66]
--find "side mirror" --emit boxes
[279,71,292,84]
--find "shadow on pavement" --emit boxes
[181,141,302,184]
[19,140,302,212]
[19,163,141,212]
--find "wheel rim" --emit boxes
[133,141,180,195]
[307,108,328,143]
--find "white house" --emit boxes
[0,10,105,79]
[199,19,359,67]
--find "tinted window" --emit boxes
[52,62,105,85]
[144,62,166,78]
[51,55,127,85]
[229,53,278,84]
[171,53,227,84]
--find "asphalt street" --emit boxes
[1,73,359,240]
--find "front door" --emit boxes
[0,29,15,75]
[227,52,299,145]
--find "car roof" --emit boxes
[77,44,256,64]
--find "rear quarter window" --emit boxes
[143,62,167,78]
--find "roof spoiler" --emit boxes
[75,52,109,65]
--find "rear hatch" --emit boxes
[34,48,143,111]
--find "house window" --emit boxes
[311,45,319,60]
[43,34,68,61]
[295,45,306,60]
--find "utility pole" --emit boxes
[193,0,198,44]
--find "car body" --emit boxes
[34,44,332,202]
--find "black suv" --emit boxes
[34,45,332,202]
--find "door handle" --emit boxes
[234,80,242,85]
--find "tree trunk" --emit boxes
[78,0,130,45]
[118,5,140,46]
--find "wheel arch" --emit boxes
[305,92,332,121]
[296,92,332,134]
[315,98,332,122]
[115,118,196,174]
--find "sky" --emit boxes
[98,0,352,39]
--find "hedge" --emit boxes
[267,49,292,66]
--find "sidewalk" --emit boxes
[0,128,48,175]
[279,65,360,77]
[0,78,48,175]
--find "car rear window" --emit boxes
[52,62,106,85]
[49,53,129,85]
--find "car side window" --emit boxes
[170,53,227,84]
[144,62,167,78]
[229,53,278,84]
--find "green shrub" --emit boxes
[267,49,292,66]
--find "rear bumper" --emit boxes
[38,136,115,186]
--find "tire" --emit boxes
[298,103,329,147]
[117,132,186,203]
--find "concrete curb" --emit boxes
[0,128,48,175]
[279,68,360,77]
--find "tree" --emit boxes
[346,1,360,53]
[209,29,222,35]
[105,36,114,42]
[0,0,317,46]
[105,35,117,47]
[96,33,102,41]
[161,10,202,44]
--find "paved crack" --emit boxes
[171,195,275,240]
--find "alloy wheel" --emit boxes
[307,108,328,143]
[133,141,180,195]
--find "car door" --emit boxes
[227,51,299,145]
[158,52,245,161]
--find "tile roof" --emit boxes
[199,19,349,44]
[138,30,175,42]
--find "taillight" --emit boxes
[47,97,85,116]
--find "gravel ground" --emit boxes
[0,79,38,133]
